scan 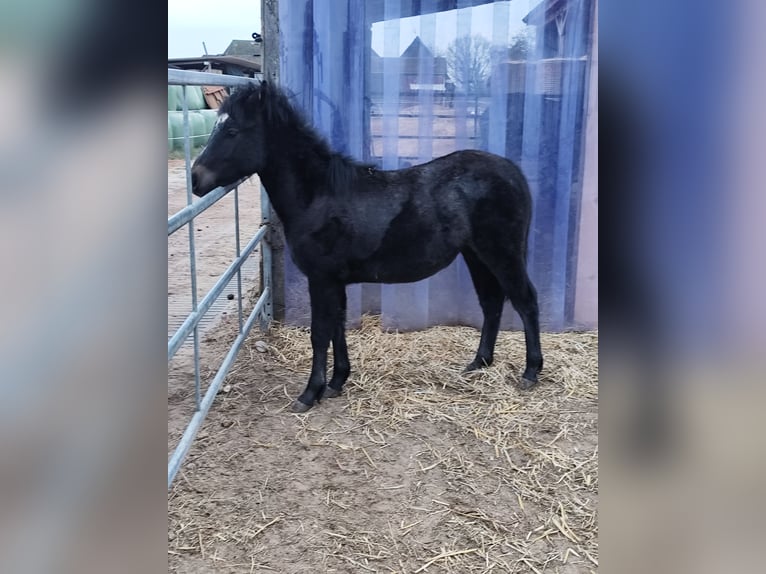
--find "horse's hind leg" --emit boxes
[496,256,543,389]
[473,246,543,389]
[507,269,543,389]
[325,289,350,398]
[462,248,505,372]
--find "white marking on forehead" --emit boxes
[215,113,229,128]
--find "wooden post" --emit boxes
[261,0,286,321]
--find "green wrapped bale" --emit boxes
[169,85,207,111]
[168,109,213,152]
[168,86,180,111]
[184,86,206,110]
[168,112,185,151]
[199,109,218,135]
[189,111,207,148]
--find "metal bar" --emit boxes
[260,184,273,329]
[234,186,243,333]
[168,68,261,87]
[369,135,480,140]
[168,178,248,236]
[369,113,474,119]
[167,286,271,489]
[168,132,213,141]
[168,225,267,362]
[182,86,202,410]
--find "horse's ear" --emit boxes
[258,81,270,101]
[245,83,264,108]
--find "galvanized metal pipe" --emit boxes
[234,186,243,333]
[259,184,274,328]
[167,225,267,362]
[168,178,248,236]
[167,286,270,489]
[168,69,262,87]
[182,86,202,411]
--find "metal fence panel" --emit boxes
[167,69,271,489]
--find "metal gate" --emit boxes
[167,69,272,488]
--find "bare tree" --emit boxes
[446,35,491,95]
[446,35,491,135]
[490,28,535,62]
[508,28,534,60]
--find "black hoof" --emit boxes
[463,359,490,373]
[291,400,313,413]
[518,377,538,390]
[324,386,342,398]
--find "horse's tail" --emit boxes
[517,166,534,265]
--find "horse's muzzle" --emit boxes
[190,164,216,197]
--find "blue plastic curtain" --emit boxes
[278,0,595,331]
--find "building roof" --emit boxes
[223,39,262,59]
[168,38,262,73]
[401,36,434,60]
[167,55,261,73]
[523,0,570,26]
[370,37,446,76]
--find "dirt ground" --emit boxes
[168,159,598,573]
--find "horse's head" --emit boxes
[191,82,272,197]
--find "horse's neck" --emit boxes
[258,142,330,227]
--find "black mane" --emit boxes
[223,82,374,196]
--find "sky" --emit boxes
[168,1,533,59]
[168,0,261,58]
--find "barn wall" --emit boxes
[276,0,597,332]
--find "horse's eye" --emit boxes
[227,128,238,136]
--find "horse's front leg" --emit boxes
[325,285,349,397]
[291,278,344,413]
